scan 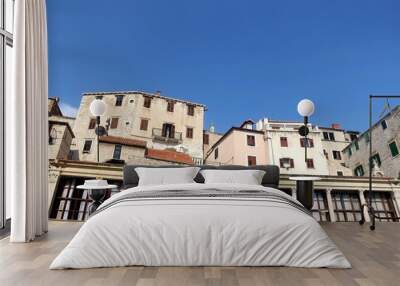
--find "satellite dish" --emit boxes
[95,126,107,136]
[298,125,309,137]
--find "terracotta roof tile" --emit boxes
[145,148,193,165]
[99,135,147,148]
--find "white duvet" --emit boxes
[50,183,351,269]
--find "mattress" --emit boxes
[50,183,351,269]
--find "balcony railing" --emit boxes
[152,128,182,144]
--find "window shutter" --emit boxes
[88,118,96,129]
[248,156,256,166]
[162,123,167,137]
[110,118,119,129]
[187,105,195,116]
[140,119,148,131]
[186,127,193,138]
[167,101,174,112]
[280,137,288,147]
[143,97,151,108]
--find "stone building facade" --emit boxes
[256,119,330,176]
[343,105,400,179]
[204,120,268,166]
[72,91,205,165]
[48,98,75,160]
[319,125,358,176]
[204,118,358,177]
[203,130,223,159]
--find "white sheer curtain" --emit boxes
[7,0,48,242]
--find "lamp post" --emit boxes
[89,99,106,163]
[297,99,315,162]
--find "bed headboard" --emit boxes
[122,164,280,189]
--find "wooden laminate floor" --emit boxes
[0,221,399,286]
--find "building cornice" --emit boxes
[82,90,206,108]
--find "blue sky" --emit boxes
[47,0,400,133]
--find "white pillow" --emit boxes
[136,167,200,186]
[200,169,266,185]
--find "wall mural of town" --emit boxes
[47,91,400,223]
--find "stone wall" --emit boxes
[344,106,400,179]
[72,92,205,163]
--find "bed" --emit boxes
[50,165,350,269]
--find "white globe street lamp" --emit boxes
[89,99,106,163]
[297,99,315,117]
[90,99,106,117]
[297,99,315,162]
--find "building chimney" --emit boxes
[331,123,341,130]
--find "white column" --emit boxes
[292,188,297,200]
[359,189,370,222]
[326,189,336,223]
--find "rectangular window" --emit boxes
[83,140,92,153]
[115,95,124,106]
[88,118,96,129]
[248,156,257,166]
[348,147,352,157]
[350,133,358,141]
[143,96,151,108]
[306,158,314,169]
[280,137,288,147]
[323,132,335,141]
[337,171,344,176]
[140,119,148,131]
[371,153,381,167]
[364,191,398,222]
[247,135,255,146]
[110,117,119,129]
[332,150,342,160]
[312,190,330,222]
[214,148,219,159]
[113,144,122,160]
[167,101,175,112]
[203,133,209,145]
[187,104,195,116]
[49,177,122,221]
[300,138,314,148]
[331,191,362,222]
[354,165,364,176]
[389,141,399,157]
[354,141,359,150]
[49,177,92,221]
[280,158,294,168]
[381,120,387,130]
[162,123,175,138]
[186,127,193,138]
